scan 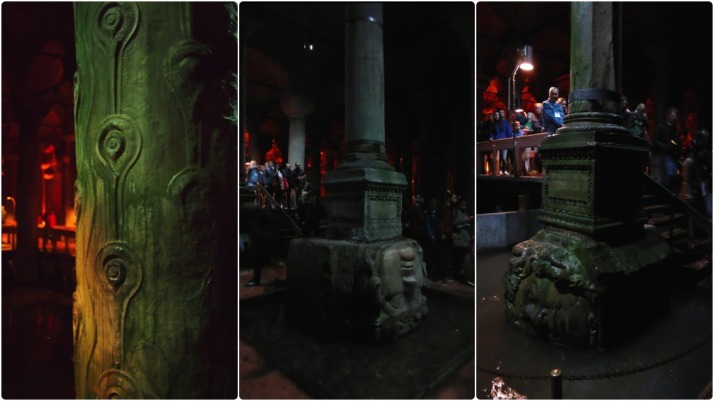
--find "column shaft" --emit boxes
[345,3,385,151]
[73,3,237,398]
[288,117,306,168]
[322,3,405,242]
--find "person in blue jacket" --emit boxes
[489,110,512,175]
[543,86,565,135]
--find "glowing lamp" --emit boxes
[518,45,534,71]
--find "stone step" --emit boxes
[644,203,670,215]
[682,257,711,271]
[661,227,687,241]
[648,213,686,226]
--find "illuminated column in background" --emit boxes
[281,92,314,169]
[73,3,237,397]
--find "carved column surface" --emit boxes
[73,3,237,398]
[281,92,314,169]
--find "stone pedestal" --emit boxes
[323,168,406,242]
[287,237,428,343]
[539,112,650,244]
[504,226,669,348]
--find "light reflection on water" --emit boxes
[489,377,527,399]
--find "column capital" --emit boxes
[281,91,314,119]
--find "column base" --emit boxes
[286,237,428,343]
[504,225,669,348]
[323,167,406,242]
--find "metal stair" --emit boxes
[642,173,711,276]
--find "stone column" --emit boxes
[287,4,426,343]
[323,3,406,242]
[539,2,650,240]
[504,3,668,348]
[73,3,237,397]
[281,92,314,168]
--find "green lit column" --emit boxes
[73,3,237,397]
[504,2,668,348]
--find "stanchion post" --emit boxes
[551,368,563,399]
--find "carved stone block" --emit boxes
[287,237,428,343]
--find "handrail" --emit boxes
[252,183,304,237]
[642,172,712,238]
[477,133,547,177]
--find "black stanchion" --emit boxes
[551,368,563,399]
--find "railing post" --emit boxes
[514,137,522,178]
[550,368,563,399]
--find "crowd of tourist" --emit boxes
[245,160,310,210]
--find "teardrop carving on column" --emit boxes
[97,368,142,399]
[96,114,141,178]
[95,2,140,113]
[93,242,143,372]
[163,39,213,165]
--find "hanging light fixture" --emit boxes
[508,45,535,116]
[518,45,534,71]
[507,44,534,178]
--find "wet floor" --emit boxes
[238,264,477,399]
[476,248,712,399]
[2,284,75,399]
[1,253,476,399]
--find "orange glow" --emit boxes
[65,207,76,227]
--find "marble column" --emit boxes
[504,2,668,348]
[287,4,426,343]
[281,92,314,169]
[73,3,237,397]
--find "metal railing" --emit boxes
[643,173,712,245]
[251,183,303,237]
[477,133,547,177]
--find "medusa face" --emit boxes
[377,241,427,318]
